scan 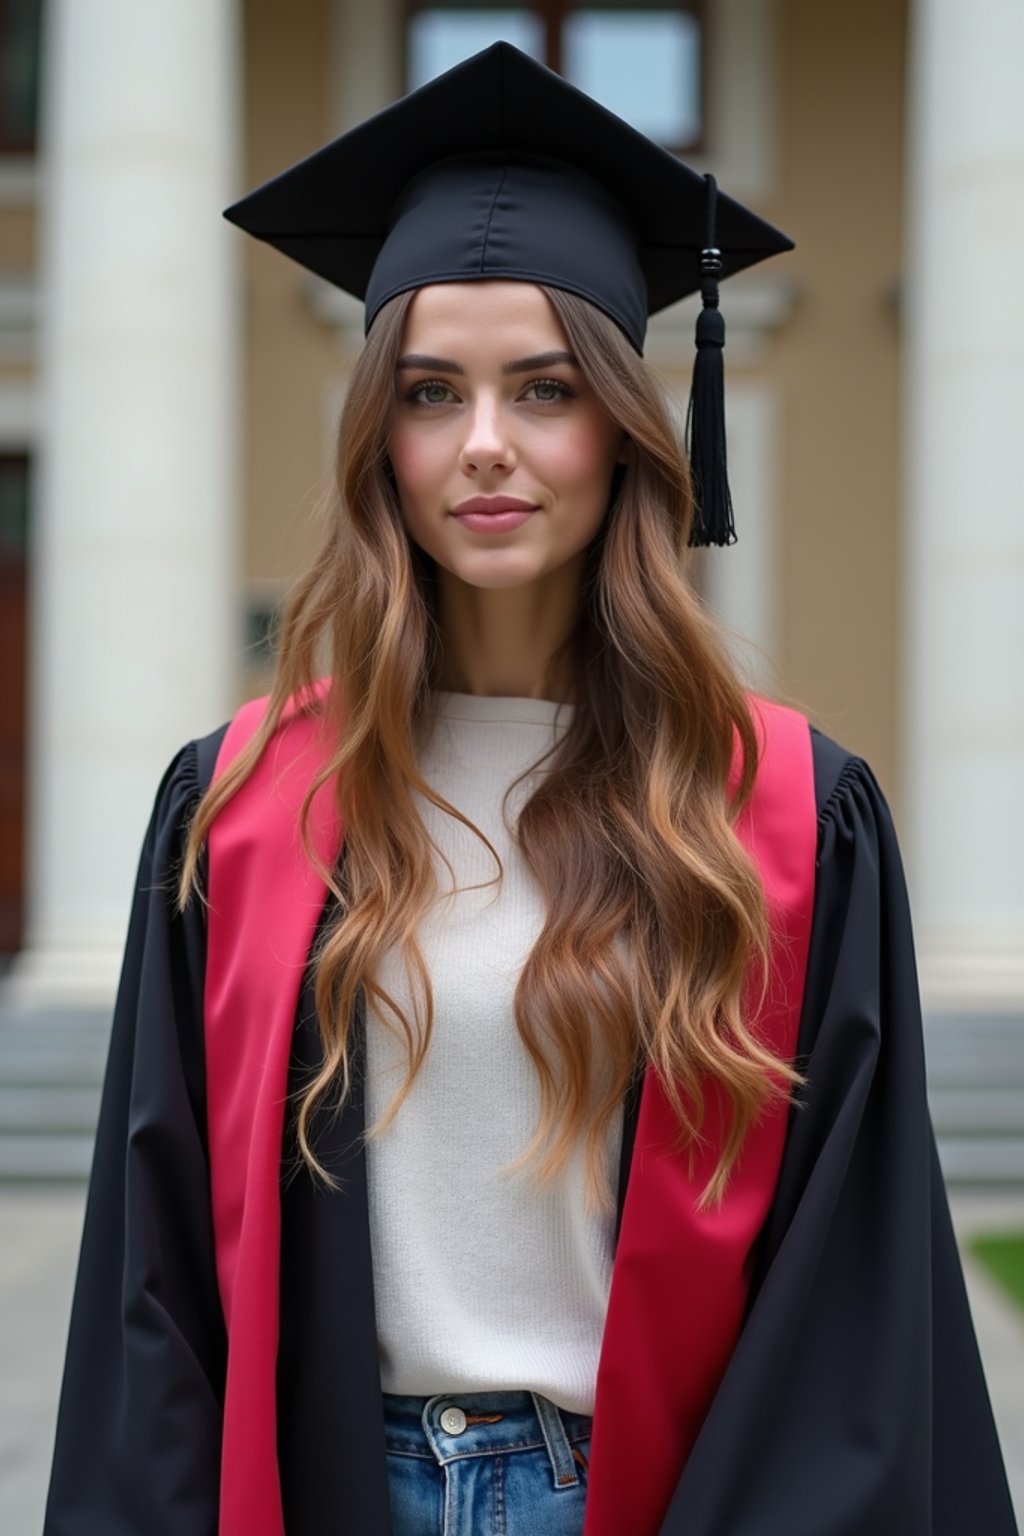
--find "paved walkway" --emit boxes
[949,1193,1024,1520]
[0,1189,83,1535]
[3,1189,1023,1533]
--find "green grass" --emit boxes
[969,1232,1024,1313]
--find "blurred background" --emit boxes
[0,0,1022,1530]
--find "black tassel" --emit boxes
[686,173,736,548]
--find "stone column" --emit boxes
[8,0,243,1002]
[903,0,1024,1008]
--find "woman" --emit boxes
[44,41,1017,1536]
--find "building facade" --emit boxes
[0,0,1021,1011]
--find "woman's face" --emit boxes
[387,281,628,593]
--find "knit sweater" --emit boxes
[363,690,623,1416]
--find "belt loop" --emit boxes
[529,1391,579,1489]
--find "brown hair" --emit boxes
[178,282,802,1213]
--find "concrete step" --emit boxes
[927,1059,1024,1090]
[936,1137,1024,1185]
[0,1086,102,1134]
[0,1012,110,1178]
[927,1013,1024,1033]
[0,1047,108,1089]
[929,1090,1024,1134]
[0,1014,110,1090]
[0,1007,1021,1184]
[926,1008,1024,1182]
[5,1130,1022,1187]
[0,1134,95,1182]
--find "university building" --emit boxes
[0,0,1020,1019]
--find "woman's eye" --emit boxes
[406,378,574,407]
[525,378,573,403]
[405,380,454,406]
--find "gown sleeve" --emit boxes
[43,733,228,1536]
[661,731,1019,1535]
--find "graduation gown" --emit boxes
[43,718,1018,1536]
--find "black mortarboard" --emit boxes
[224,41,794,547]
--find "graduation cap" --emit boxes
[224,41,794,547]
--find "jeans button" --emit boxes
[440,1406,467,1435]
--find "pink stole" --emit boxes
[203,683,816,1536]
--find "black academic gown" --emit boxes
[42,723,1019,1536]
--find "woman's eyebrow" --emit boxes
[396,349,579,374]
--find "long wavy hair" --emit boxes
[178,282,802,1214]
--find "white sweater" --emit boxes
[363,689,623,1416]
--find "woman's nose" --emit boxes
[458,395,515,472]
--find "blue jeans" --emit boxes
[383,1388,593,1536]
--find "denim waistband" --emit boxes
[382,1389,593,1490]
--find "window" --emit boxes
[0,453,29,954]
[405,0,705,154]
[0,0,44,154]
[245,594,280,668]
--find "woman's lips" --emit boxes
[453,509,537,533]
[451,496,539,514]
